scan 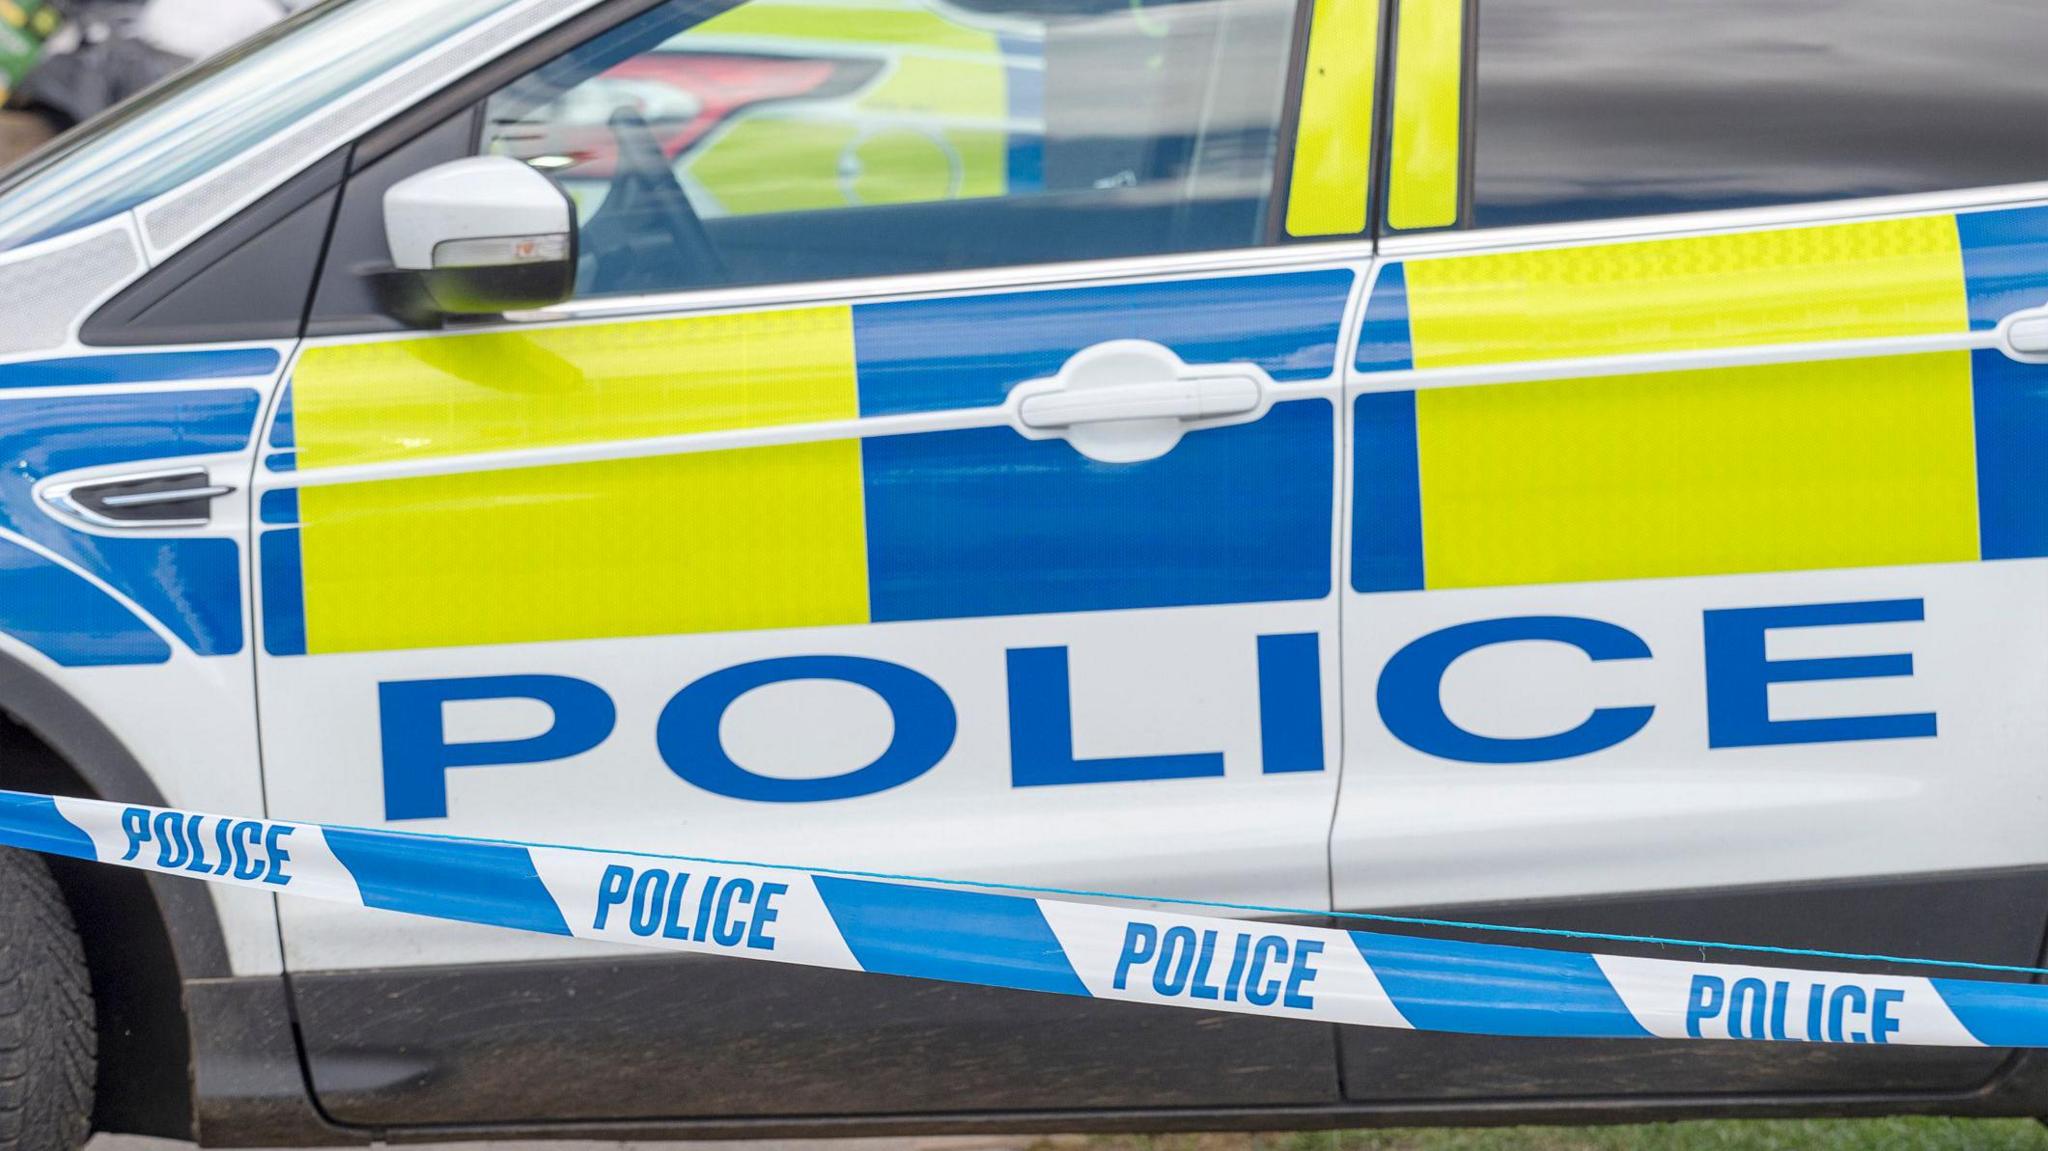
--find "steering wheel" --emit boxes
[579,107,729,293]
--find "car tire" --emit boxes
[0,847,93,1151]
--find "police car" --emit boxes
[1,0,2047,1145]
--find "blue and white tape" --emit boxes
[3,788,2045,1048]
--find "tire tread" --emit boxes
[0,848,94,1151]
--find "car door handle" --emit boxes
[42,467,235,529]
[1009,340,1275,463]
[2004,306,2048,362]
[1017,374,1263,429]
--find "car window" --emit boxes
[482,0,1300,297]
[1471,0,2048,229]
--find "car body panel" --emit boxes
[1335,200,2048,913]
[254,262,1355,975]
[0,0,2046,1139]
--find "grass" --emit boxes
[1035,1118,2048,1150]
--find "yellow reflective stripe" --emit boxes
[291,308,871,653]
[1413,353,1982,590]
[1402,216,1971,368]
[297,444,871,654]
[1385,0,1462,230]
[292,306,860,469]
[1284,0,1379,238]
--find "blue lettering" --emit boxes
[380,675,615,820]
[748,882,787,950]
[153,811,188,869]
[1114,927,1322,1006]
[1703,599,1936,749]
[1222,934,1251,1003]
[1686,975,1725,1038]
[183,813,212,874]
[1257,633,1325,774]
[211,818,233,876]
[1872,987,1904,1044]
[1009,647,1223,786]
[1114,923,1158,990]
[713,878,754,947]
[230,822,265,881]
[1153,926,1198,995]
[660,657,954,802]
[1246,936,1287,1006]
[693,877,719,940]
[1829,984,1869,1043]
[1729,978,1769,1040]
[593,864,632,930]
[119,808,147,861]
[595,868,776,949]
[1188,931,1223,1000]
[629,870,667,937]
[1283,939,1322,1009]
[1377,616,1654,764]
[261,825,292,885]
[661,871,693,940]
[122,811,294,882]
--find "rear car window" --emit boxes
[1471,0,2048,229]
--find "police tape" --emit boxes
[3,787,2047,1048]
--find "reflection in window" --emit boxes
[484,0,1298,296]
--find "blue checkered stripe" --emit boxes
[0,787,2037,1047]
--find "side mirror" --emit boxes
[383,156,577,316]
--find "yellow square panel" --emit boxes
[1403,216,1970,368]
[292,306,860,469]
[298,442,871,654]
[1414,352,1981,589]
[290,306,868,652]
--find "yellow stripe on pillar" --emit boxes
[1386,0,1463,231]
[1284,0,1381,237]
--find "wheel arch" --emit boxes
[0,645,229,1140]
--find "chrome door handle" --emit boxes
[43,467,235,529]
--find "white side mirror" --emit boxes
[383,155,577,315]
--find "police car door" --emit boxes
[252,0,1376,1125]
[1334,0,2048,1100]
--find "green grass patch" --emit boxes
[1041,1118,2048,1151]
